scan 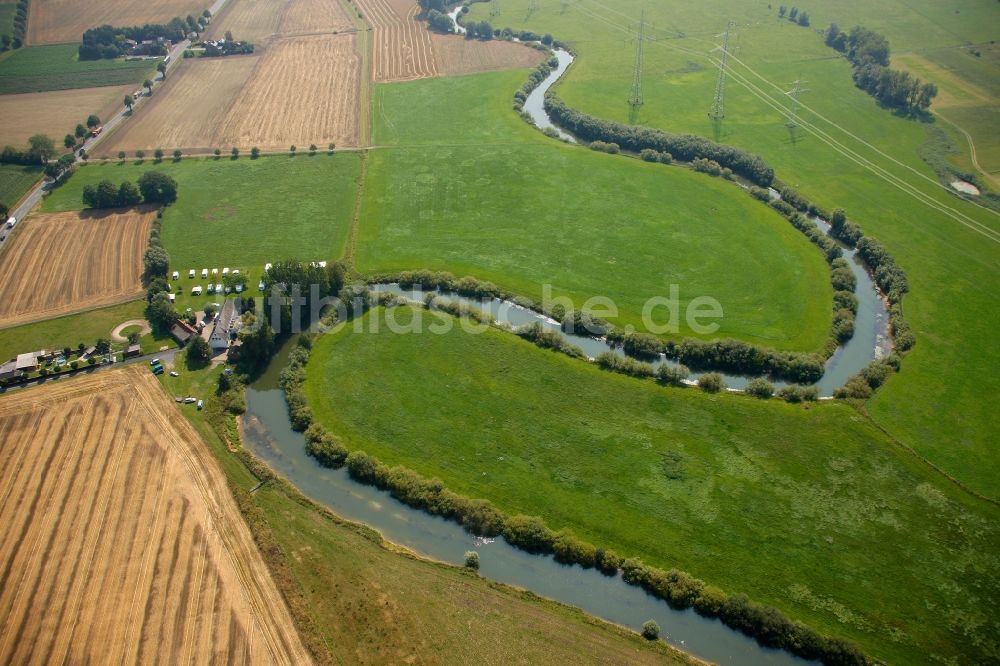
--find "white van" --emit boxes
[222,267,229,276]
[201,268,208,278]
[188,269,195,278]
[171,270,179,280]
[4,217,15,229]
[192,285,202,295]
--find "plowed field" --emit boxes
[0,368,311,664]
[0,208,154,329]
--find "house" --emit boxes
[170,319,198,345]
[125,344,142,358]
[15,350,47,372]
[208,299,240,351]
[0,360,23,382]
[226,340,242,362]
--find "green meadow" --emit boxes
[466,0,1000,498]
[361,70,833,351]
[305,306,1000,665]
[42,153,362,272]
[0,162,39,206]
[0,44,157,95]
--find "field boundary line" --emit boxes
[934,111,1000,190]
[856,404,1000,508]
[343,150,369,270]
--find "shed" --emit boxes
[125,344,142,358]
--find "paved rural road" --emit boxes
[1,347,181,394]
[1,0,231,256]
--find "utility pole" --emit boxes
[527,0,538,17]
[490,0,499,17]
[627,9,648,123]
[709,20,735,121]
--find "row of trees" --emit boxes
[1,134,56,165]
[82,171,177,209]
[283,335,866,664]
[777,6,810,27]
[544,94,775,186]
[824,24,936,114]
[1,0,29,50]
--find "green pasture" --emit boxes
[0,162,40,206]
[467,0,1000,498]
[362,70,833,351]
[305,305,1000,665]
[0,44,157,95]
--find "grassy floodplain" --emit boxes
[0,44,157,95]
[43,153,362,273]
[0,162,39,206]
[158,359,697,666]
[466,0,1000,499]
[304,305,1000,665]
[361,69,833,351]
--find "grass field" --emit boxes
[43,153,362,273]
[0,4,14,41]
[465,0,1000,499]
[0,163,40,206]
[361,69,833,351]
[161,353,700,665]
[0,299,174,361]
[0,44,156,95]
[0,367,310,664]
[305,306,1000,665]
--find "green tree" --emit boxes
[213,148,221,158]
[145,292,178,329]
[143,79,153,93]
[74,123,87,138]
[86,115,101,128]
[173,149,183,160]
[27,134,56,163]
[641,620,660,640]
[152,148,164,161]
[64,134,76,149]
[117,150,126,161]
[309,144,317,155]
[135,149,145,160]
[289,144,297,155]
[230,147,239,158]
[94,338,112,355]
[327,142,335,152]
[698,372,724,393]
[143,245,170,277]
[138,171,179,204]
[250,146,260,159]
[744,378,775,399]
[124,95,133,111]
[118,181,142,206]
[237,312,276,368]
[127,331,141,345]
[187,335,211,363]
[464,551,480,570]
[156,61,167,78]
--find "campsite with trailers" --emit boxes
[0,0,998,664]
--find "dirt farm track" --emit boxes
[0,368,311,664]
[0,208,154,329]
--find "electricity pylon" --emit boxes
[785,78,808,129]
[627,9,649,124]
[709,20,736,121]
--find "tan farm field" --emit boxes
[0,86,133,150]
[104,34,360,152]
[206,0,354,45]
[27,0,207,45]
[0,368,311,665]
[0,208,153,329]
[355,0,438,82]
[431,34,545,77]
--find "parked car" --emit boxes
[150,358,161,366]
[196,399,203,410]
[169,371,179,377]
[183,397,196,404]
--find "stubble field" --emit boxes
[0,368,310,664]
[102,34,360,152]
[206,0,354,45]
[355,0,437,81]
[26,0,207,45]
[0,85,133,149]
[0,208,154,329]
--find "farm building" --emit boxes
[209,299,240,351]
[170,320,198,345]
[125,344,142,358]
[15,350,48,372]
[0,361,22,382]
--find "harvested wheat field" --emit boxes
[215,34,360,149]
[100,57,260,155]
[27,0,206,45]
[0,86,133,149]
[431,34,545,76]
[0,368,311,665]
[0,208,154,329]
[207,0,353,45]
[355,0,437,82]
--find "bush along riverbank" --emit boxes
[279,327,869,665]
[507,45,914,399]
